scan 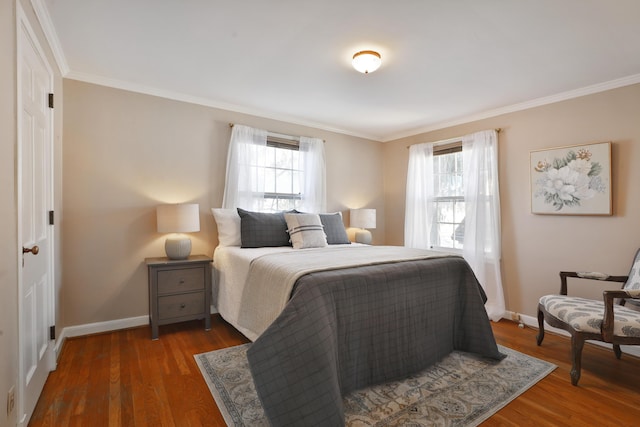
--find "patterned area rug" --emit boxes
[194,344,555,426]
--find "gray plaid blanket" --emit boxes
[246,256,504,426]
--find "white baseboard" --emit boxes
[55,309,639,360]
[55,315,149,358]
[54,306,219,359]
[503,310,640,358]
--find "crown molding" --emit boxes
[62,62,640,144]
[64,70,381,142]
[381,73,640,142]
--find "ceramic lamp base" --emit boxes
[354,229,372,245]
[165,236,192,260]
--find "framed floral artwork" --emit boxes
[530,142,612,215]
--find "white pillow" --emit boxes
[284,213,328,249]
[211,208,241,246]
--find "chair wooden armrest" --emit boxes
[559,271,628,295]
[602,290,639,341]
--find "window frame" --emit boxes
[259,136,302,211]
[430,141,465,253]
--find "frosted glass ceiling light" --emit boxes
[352,50,381,74]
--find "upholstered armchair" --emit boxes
[537,248,640,385]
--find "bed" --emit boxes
[211,208,503,426]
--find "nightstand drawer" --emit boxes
[158,292,205,320]
[157,267,204,294]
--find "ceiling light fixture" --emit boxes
[352,50,381,74]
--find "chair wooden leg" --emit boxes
[536,308,545,346]
[613,344,622,359]
[570,334,585,386]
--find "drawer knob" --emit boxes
[179,279,185,284]
[180,303,186,309]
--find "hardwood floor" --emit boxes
[29,316,640,426]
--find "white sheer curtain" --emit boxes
[404,142,434,249]
[462,129,505,321]
[222,125,268,210]
[298,136,327,213]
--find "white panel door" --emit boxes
[17,7,56,426]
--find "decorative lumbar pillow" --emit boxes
[211,208,241,247]
[319,212,351,245]
[285,213,328,249]
[237,208,292,248]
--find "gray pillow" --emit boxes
[319,213,351,245]
[237,208,292,248]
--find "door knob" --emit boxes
[23,245,39,255]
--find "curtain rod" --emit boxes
[229,123,325,143]
[406,128,502,149]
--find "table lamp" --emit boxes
[350,208,376,244]
[156,203,200,259]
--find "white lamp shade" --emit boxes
[157,203,200,233]
[350,208,376,229]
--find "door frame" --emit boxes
[16,2,57,426]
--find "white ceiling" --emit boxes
[38,0,640,141]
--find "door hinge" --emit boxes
[48,93,54,109]
[49,210,54,225]
[49,325,55,340]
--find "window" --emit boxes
[257,138,302,212]
[222,124,326,213]
[431,143,464,250]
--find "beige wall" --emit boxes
[1,1,63,426]
[61,80,383,328]
[383,83,640,319]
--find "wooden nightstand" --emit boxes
[145,255,212,339]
